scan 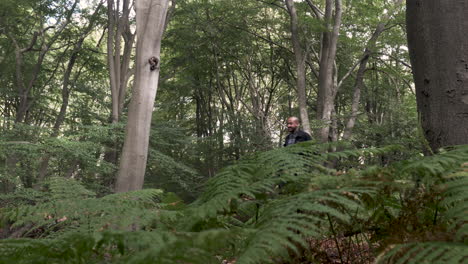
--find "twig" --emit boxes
[327,213,344,263]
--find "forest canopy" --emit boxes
[0,0,467,263]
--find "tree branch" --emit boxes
[304,0,324,18]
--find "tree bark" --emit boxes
[107,0,135,124]
[285,0,312,135]
[104,0,136,168]
[115,0,169,192]
[316,0,342,142]
[406,0,468,150]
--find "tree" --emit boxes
[285,0,312,135]
[116,0,170,192]
[407,0,468,150]
[3,0,79,124]
[316,0,342,142]
[102,0,136,173]
[107,0,135,125]
[342,0,404,140]
[37,2,104,180]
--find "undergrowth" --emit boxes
[0,142,467,263]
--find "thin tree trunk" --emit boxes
[343,0,403,140]
[107,0,135,123]
[8,0,78,124]
[105,0,135,168]
[36,4,103,180]
[316,0,342,142]
[37,57,80,180]
[115,0,170,192]
[285,0,312,135]
[4,1,78,187]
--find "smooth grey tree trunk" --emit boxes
[104,0,136,169]
[115,0,169,192]
[285,0,312,135]
[107,0,135,124]
[407,0,468,150]
[316,0,342,142]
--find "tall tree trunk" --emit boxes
[37,55,80,181]
[107,0,135,124]
[105,0,136,167]
[115,0,170,192]
[406,0,468,150]
[316,0,342,142]
[285,0,312,135]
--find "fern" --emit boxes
[443,173,468,241]
[378,242,467,264]
[236,188,372,264]
[2,144,468,263]
[2,177,167,238]
[0,230,238,264]
[377,157,468,263]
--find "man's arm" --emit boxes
[296,131,312,143]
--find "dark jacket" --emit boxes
[283,130,312,147]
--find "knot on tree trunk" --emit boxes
[148,57,159,71]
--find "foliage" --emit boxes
[1,144,466,263]
[1,177,165,239]
[376,159,468,263]
[0,0,463,263]
[1,0,415,194]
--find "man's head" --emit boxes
[286,116,300,133]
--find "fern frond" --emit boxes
[442,173,468,241]
[2,179,167,238]
[236,188,373,264]
[378,153,468,264]
[0,229,239,264]
[45,177,96,200]
[377,242,468,264]
[192,142,385,219]
[401,145,468,179]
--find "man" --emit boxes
[283,116,312,147]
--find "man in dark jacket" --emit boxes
[283,116,312,147]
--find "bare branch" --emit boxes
[304,0,324,18]
[337,56,362,89]
[375,52,412,69]
[254,0,287,11]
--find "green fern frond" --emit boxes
[377,242,468,264]
[442,173,468,241]
[45,177,96,200]
[379,153,468,264]
[2,179,166,238]
[236,188,373,264]
[0,229,239,264]
[401,145,468,179]
[4,144,468,263]
[0,188,46,208]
